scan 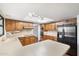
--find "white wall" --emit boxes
[33,24,38,37]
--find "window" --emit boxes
[0,15,4,36]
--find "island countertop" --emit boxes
[0,39,70,56]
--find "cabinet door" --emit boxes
[24,37,30,45]
[23,23,33,28]
[5,19,16,32]
[19,38,25,46]
[19,37,30,46]
[19,36,37,46]
[43,24,57,31]
[65,18,77,24]
[30,36,37,44]
[24,36,37,45]
[15,21,23,31]
[41,35,57,41]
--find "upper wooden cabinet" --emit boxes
[42,23,57,31]
[23,23,33,29]
[56,18,77,27]
[64,18,77,24]
[5,19,16,32]
[16,22,33,30]
[5,18,33,32]
[15,21,24,31]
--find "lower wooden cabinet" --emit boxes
[19,38,25,46]
[41,35,57,41]
[19,36,37,46]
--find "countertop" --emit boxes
[0,39,70,56]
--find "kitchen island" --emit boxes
[0,38,70,56]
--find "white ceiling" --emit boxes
[0,3,79,21]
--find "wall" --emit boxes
[33,24,38,37]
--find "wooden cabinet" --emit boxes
[41,35,57,41]
[30,36,37,44]
[23,23,33,29]
[42,23,57,31]
[15,21,33,31]
[15,21,24,31]
[19,38,25,46]
[64,18,77,24]
[5,18,33,32]
[24,37,30,45]
[5,19,16,32]
[57,18,77,25]
[19,36,37,46]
